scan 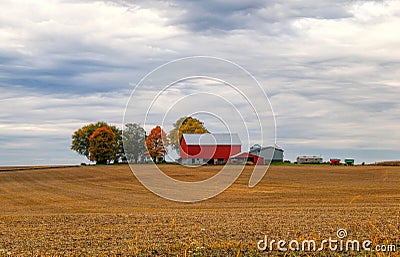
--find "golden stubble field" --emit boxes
[0,164,399,256]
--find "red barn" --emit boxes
[180,133,241,165]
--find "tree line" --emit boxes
[71,117,208,164]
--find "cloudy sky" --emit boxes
[1,0,399,165]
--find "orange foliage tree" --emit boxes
[88,126,119,164]
[167,116,209,151]
[146,126,168,163]
[71,121,124,162]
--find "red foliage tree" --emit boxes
[88,126,119,164]
[146,126,168,163]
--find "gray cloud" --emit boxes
[160,0,353,34]
[0,0,399,164]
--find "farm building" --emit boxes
[229,152,264,165]
[297,155,323,164]
[180,133,241,165]
[249,145,284,164]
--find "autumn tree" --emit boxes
[123,123,146,163]
[168,116,209,151]
[146,126,168,163]
[88,126,119,164]
[71,121,124,163]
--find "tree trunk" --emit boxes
[96,159,108,165]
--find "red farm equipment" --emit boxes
[330,159,341,165]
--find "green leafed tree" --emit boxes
[123,123,146,163]
[168,116,209,151]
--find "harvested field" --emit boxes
[374,161,400,166]
[0,164,399,256]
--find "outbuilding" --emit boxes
[249,145,284,164]
[297,155,323,164]
[229,152,265,165]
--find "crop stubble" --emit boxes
[0,165,399,256]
